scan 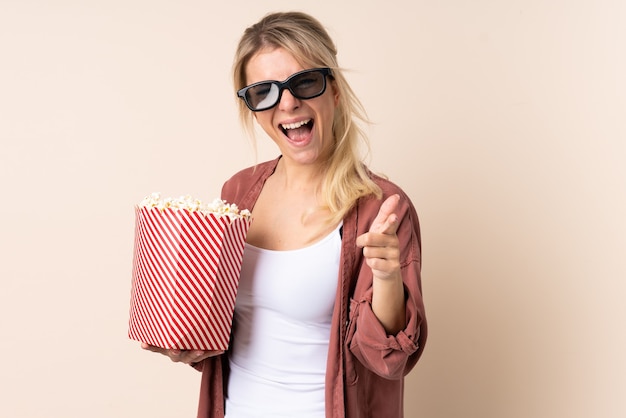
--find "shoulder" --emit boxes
[221,157,280,208]
[360,170,416,215]
[356,170,422,252]
[370,171,408,199]
[225,158,279,184]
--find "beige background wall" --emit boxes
[1,1,624,417]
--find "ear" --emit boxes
[331,79,340,106]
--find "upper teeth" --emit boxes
[281,119,310,130]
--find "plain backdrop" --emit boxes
[1,0,625,417]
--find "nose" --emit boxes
[278,88,300,111]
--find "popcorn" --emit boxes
[138,192,251,220]
[129,192,252,351]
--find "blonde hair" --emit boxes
[233,12,382,224]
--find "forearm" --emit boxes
[371,271,406,335]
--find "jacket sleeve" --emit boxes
[346,190,427,380]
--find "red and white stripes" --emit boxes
[128,206,251,350]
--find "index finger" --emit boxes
[370,194,400,234]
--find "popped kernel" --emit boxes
[138,192,251,220]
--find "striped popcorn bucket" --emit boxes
[128,205,252,350]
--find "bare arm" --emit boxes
[356,194,406,334]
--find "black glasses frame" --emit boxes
[237,68,333,112]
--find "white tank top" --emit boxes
[225,223,342,418]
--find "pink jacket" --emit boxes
[195,157,427,417]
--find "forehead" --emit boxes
[245,47,306,84]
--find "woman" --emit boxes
[143,11,427,418]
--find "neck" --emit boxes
[275,157,325,193]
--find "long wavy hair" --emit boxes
[233,12,382,224]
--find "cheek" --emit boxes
[254,112,272,130]
[254,112,285,142]
[318,110,336,141]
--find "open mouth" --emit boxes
[281,118,313,141]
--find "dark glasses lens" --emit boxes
[237,68,332,112]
